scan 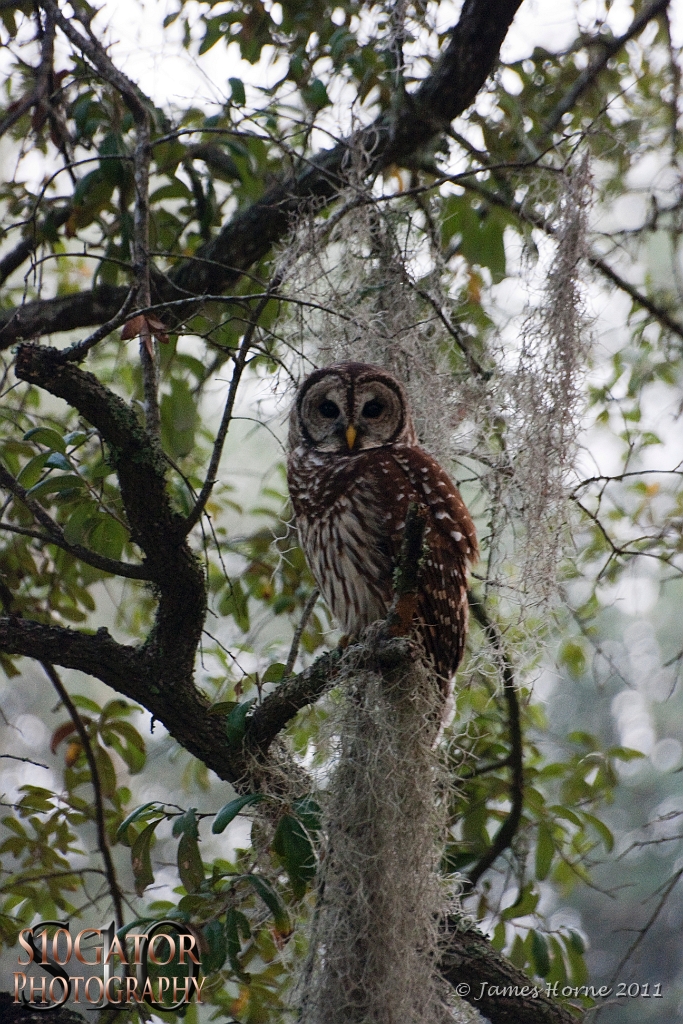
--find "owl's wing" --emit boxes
[387,446,477,685]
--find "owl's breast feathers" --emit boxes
[288,443,477,684]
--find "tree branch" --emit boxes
[0,0,524,347]
[0,615,247,786]
[543,0,671,134]
[13,342,206,696]
[42,0,158,431]
[441,923,581,1024]
[284,588,319,676]
[0,206,71,287]
[0,463,150,580]
[466,592,525,888]
[183,275,284,534]
[460,177,683,344]
[245,649,343,758]
[43,662,126,932]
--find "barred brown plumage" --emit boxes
[287,361,478,714]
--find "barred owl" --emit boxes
[287,362,478,705]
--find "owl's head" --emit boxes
[289,362,417,453]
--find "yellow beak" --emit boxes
[345,424,357,450]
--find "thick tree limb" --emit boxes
[0,284,130,345]
[0,616,579,1024]
[0,616,247,784]
[11,344,209,742]
[0,0,524,347]
[441,924,581,1024]
[245,649,343,757]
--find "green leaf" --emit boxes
[262,662,286,684]
[292,795,321,835]
[150,179,193,203]
[26,475,85,500]
[45,452,72,472]
[63,502,99,545]
[213,793,265,834]
[491,920,506,950]
[243,874,292,936]
[558,640,587,679]
[16,452,50,487]
[303,78,330,109]
[563,931,588,985]
[63,431,89,447]
[177,831,204,893]
[208,701,238,717]
[501,883,539,921]
[225,907,249,980]
[535,821,554,881]
[71,694,103,714]
[93,745,117,798]
[549,806,582,828]
[225,698,255,747]
[89,518,128,560]
[202,919,227,974]
[229,77,246,106]
[116,802,160,841]
[160,377,199,459]
[531,929,550,978]
[172,807,199,839]
[199,16,224,55]
[440,196,507,281]
[219,578,250,633]
[23,427,67,453]
[607,746,646,762]
[103,721,146,774]
[581,812,614,852]
[272,813,316,898]
[131,820,160,896]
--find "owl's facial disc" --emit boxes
[295,370,409,453]
[298,376,350,451]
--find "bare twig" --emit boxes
[284,588,320,677]
[42,662,125,932]
[459,177,683,344]
[543,0,671,134]
[0,753,50,769]
[43,0,156,430]
[59,288,136,363]
[183,274,284,535]
[0,463,150,580]
[466,592,524,888]
[595,866,683,1021]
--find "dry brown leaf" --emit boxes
[121,314,147,340]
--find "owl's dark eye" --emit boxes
[318,399,340,419]
[362,399,383,419]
